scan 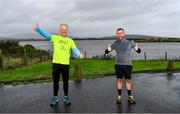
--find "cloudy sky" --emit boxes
[0,0,180,39]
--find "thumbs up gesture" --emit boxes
[135,43,139,51]
[80,53,84,59]
[108,44,111,51]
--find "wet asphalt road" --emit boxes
[0,73,180,113]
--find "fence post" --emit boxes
[0,49,3,71]
[144,52,147,61]
[167,60,174,71]
[84,51,87,59]
[74,65,82,80]
[165,51,167,61]
[23,48,28,66]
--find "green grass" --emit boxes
[137,60,180,71]
[133,60,168,71]
[0,59,180,82]
[0,61,52,81]
[70,59,115,76]
[2,56,44,70]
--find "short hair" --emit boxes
[116,28,124,32]
[60,24,68,28]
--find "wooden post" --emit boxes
[0,49,3,71]
[144,52,147,61]
[23,48,28,66]
[167,60,174,71]
[74,65,82,80]
[84,51,87,59]
[165,51,167,61]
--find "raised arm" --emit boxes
[32,23,52,41]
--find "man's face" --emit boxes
[60,25,68,37]
[116,30,125,41]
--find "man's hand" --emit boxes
[80,53,84,59]
[104,44,111,54]
[32,22,39,31]
[135,43,141,53]
[135,43,139,51]
[108,44,111,51]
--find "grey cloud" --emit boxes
[73,0,121,12]
[0,0,180,38]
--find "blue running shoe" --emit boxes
[63,96,71,105]
[50,96,59,106]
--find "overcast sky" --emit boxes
[0,0,180,38]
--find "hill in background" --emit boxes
[0,34,180,42]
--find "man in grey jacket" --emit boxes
[105,28,141,104]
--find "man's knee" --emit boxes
[117,78,123,83]
[125,79,131,84]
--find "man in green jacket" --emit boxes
[32,23,83,106]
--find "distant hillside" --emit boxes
[0,34,180,42]
[97,34,179,39]
[77,34,180,40]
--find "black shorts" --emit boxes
[115,65,132,80]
